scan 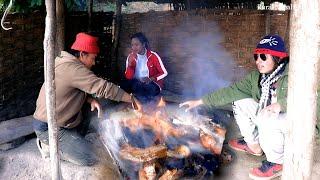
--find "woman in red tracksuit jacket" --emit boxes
[121,32,168,103]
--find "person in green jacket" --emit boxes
[180,35,290,180]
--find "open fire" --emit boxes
[99,98,226,179]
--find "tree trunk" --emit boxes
[55,0,65,56]
[282,1,320,180]
[44,0,61,179]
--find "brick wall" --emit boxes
[117,10,289,97]
[0,12,45,122]
[0,12,114,122]
[0,10,289,121]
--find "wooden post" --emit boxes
[44,0,61,179]
[87,0,93,32]
[282,1,320,180]
[55,0,65,56]
[113,0,122,46]
[185,0,191,10]
[110,0,122,81]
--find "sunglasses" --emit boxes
[254,54,267,61]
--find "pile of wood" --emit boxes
[107,100,226,179]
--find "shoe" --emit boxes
[249,160,282,180]
[228,139,263,156]
[36,138,50,160]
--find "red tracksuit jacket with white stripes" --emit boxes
[125,50,168,89]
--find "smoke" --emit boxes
[167,19,246,98]
[98,116,124,166]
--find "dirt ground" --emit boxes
[0,133,120,180]
[1,110,320,180]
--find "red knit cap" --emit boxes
[71,32,100,54]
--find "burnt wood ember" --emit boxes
[200,130,221,154]
[159,169,182,180]
[167,145,191,158]
[138,161,157,180]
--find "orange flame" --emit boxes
[132,97,143,112]
[157,97,166,107]
[136,101,142,112]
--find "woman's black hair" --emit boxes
[131,32,150,50]
[272,56,289,65]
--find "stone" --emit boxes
[0,115,34,144]
[0,137,26,151]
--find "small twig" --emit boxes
[1,0,13,30]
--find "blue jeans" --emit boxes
[33,119,97,166]
[121,78,160,103]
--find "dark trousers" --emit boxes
[33,118,97,166]
[120,78,161,103]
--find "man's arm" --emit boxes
[71,64,131,102]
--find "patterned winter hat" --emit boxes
[71,32,100,54]
[254,35,288,58]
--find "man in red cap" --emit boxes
[33,32,133,166]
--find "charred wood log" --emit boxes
[120,144,167,163]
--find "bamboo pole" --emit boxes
[282,1,320,180]
[44,0,61,179]
[56,0,65,56]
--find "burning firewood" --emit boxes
[120,113,186,139]
[167,145,191,158]
[119,144,167,163]
[213,124,226,137]
[139,161,157,180]
[199,130,222,154]
[174,145,191,157]
[104,100,226,178]
[159,169,182,180]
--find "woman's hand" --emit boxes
[128,55,136,67]
[87,97,102,118]
[262,103,282,114]
[179,99,204,112]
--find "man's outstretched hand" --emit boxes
[88,97,102,118]
[179,99,204,112]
